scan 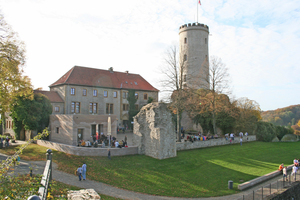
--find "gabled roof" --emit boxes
[34,90,64,103]
[49,66,159,92]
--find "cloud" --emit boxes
[0,0,299,110]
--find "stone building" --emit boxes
[179,22,210,90]
[35,66,159,146]
[179,22,210,132]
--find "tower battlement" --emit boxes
[179,22,209,30]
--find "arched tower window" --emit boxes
[184,54,187,61]
[205,38,207,44]
[184,37,187,44]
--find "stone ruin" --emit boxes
[67,189,100,200]
[133,102,176,160]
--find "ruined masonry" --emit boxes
[67,189,100,200]
[133,102,176,159]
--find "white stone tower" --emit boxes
[179,22,209,89]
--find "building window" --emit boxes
[70,88,75,95]
[104,90,108,98]
[144,93,148,100]
[90,103,97,114]
[54,106,60,112]
[135,92,139,99]
[123,91,128,99]
[93,89,97,97]
[56,127,59,134]
[184,74,187,82]
[135,104,139,110]
[123,104,129,111]
[113,91,117,98]
[106,103,114,114]
[184,54,187,61]
[71,102,80,113]
[184,37,187,44]
[83,89,87,96]
[205,38,207,44]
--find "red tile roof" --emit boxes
[34,90,64,103]
[49,66,159,92]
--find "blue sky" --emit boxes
[0,0,299,111]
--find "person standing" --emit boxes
[291,165,298,180]
[240,137,243,146]
[82,163,87,180]
[108,149,111,160]
[77,166,83,181]
[283,166,287,181]
[6,136,9,147]
[125,135,127,146]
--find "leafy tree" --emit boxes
[0,13,32,133]
[235,97,261,134]
[127,89,138,130]
[10,93,52,139]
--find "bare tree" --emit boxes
[160,45,189,141]
[200,56,231,135]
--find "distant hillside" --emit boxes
[261,104,300,127]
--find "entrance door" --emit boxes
[77,129,84,144]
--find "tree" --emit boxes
[0,13,32,134]
[199,56,231,135]
[160,45,188,141]
[235,97,261,134]
[127,89,138,130]
[10,93,52,139]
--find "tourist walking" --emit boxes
[77,166,83,181]
[283,166,287,181]
[291,165,298,180]
[82,163,87,180]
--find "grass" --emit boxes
[1,141,299,198]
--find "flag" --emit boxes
[199,0,201,5]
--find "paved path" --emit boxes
[0,141,287,200]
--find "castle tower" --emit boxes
[179,22,209,89]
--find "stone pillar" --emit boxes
[133,103,176,159]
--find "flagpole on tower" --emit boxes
[197,0,201,23]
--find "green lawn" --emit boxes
[1,141,298,198]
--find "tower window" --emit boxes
[184,37,187,44]
[184,54,187,61]
[184,75,187,82]
[205,38,207,44]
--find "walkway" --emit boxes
[0,140,288,200]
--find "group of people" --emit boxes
[1,136,10,148]
[278,158,300,181]
[76,163,87,181]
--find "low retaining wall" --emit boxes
[37,140,138,157]
[176,135,256,151]
[238,165,294,190]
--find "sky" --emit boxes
[0,0,299,111]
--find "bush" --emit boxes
[255,121,276,142]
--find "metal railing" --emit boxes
[28,149,53,200]
[236,170,299,200]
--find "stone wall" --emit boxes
[268,182,300,200]
[176,135,256,151]
[68,189,100,200]
[133,103,176,159]
[37,140,138,157]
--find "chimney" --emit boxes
[109,67,113,73]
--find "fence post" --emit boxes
[46,149,52,182]
[270,183,271,195]
[262,186,263,199]
[253,190,254,200]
